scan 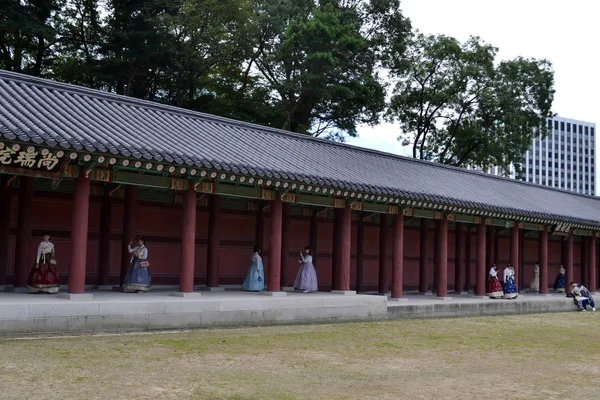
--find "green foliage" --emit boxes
[247,0,411,139]
[0,0,553,154]
[387,33,555,172]
[0,0,61,76]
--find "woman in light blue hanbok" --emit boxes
[123,237,151,292]
[242,245,264,292]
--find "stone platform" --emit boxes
[0,289,587,336]
[0,289,387,336]
[386,292,580,319]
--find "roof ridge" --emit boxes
[1,69,599,205]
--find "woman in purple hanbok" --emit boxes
[294,246,318,294]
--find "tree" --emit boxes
[0,0,62,76]
[245,0,411,140]
[387,33,555,172]
[52,0,104,87]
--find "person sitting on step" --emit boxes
[570,282,596,312]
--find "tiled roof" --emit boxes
[0,70,599,227]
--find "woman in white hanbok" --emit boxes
[529,262,540,293]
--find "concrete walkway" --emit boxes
[0,289,589,336]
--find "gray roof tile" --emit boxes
[1,70,600,226]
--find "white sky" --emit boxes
[350,0,599,156]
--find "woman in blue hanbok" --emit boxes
[502,264,518,299]
[123,237,151,292]
[553,265,566,293]
[294,246,318,293]
[242,245,264,291]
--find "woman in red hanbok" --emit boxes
[27,232,60,294]
[487,264,503,299]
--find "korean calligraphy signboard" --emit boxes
[0,145,66,179]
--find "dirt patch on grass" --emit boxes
[1,313,599,399]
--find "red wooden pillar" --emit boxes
[0,176,10,285]
[565,232,574,293]
[97,189,112,286]
[419,220,429,293]
[433,222,439,288]
[486,225,495,268]
[378,214,389,294]
[267,196,282,292]
[67,170,90,294]
[206,194,221,288]
[518,230,525,288]
[337,208,351,291]
[454,222,464,293]
[539,229,548,294]
[391,213,404,298]
[332,208,341,290]
[579,236,589,286]
[436,218,448,297]
[355,214,365,292]
[475,223,487,296]
[255,204,264,249]
[14,176,33,288]
[119,185,137,286]
[179,184,196,293]
[511,226,519,288]
[588,237,597,293]
[465,227,472,292]
[280,203,290,287]
[310,211,318,266]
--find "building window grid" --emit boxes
[481,119,595,195]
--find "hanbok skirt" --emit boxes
[27,254,59,294]
[553,273,565,292]
[123,257,151,291]
[294,262,318,292]
[242,261,264,292]
[487,276,504,299]
[503,277,518,299]
[529,273,540,292]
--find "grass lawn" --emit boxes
[1,313,599,399]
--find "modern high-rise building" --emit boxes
[483,116,597,195]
